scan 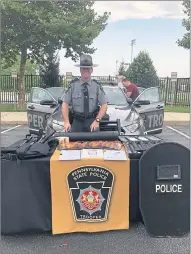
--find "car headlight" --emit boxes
[52,120,64,131]
[47,118,64,131]
[123,118,144,133]
[126,123,139,133]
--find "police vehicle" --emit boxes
[26,83,164,135]
[135,86,164,134]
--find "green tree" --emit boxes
[125,51,159,88]
[118,61,127,76]
[39,51,61,88]
[1,56,39,75]
[1,1,110,107]
[177,0,190,49]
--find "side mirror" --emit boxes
[133,100,150,106]
[40,100,57,107]
[58,97,63,104]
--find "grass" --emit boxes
[164,106,190,113]
[0,103,27,112]
[0,103,190,113]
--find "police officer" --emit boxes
[62,55,108,132]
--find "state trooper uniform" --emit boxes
[62,55,108,132]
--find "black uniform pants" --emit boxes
[71,118,99,132]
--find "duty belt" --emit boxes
[73,111,97,120]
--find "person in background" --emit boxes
[62,54,108,132]
[121,76,139,101]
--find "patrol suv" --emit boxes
[27,83,164,135]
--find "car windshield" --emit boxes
[103,86,128,106]
[46,87,65,100]
[137,87,145,93]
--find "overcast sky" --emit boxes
[59,1,190,78]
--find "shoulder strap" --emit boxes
[66,78,79,92]
[92,79,106,94]
[70,77,79,84]
[92,79,101,85]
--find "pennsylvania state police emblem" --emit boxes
[67,165,114,222]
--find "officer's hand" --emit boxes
[64,122,71,132]
[90,120,99,132]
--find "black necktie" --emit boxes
[82,83,89,117]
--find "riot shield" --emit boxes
[139,142,190,237]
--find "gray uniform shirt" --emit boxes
[63,78,108,114]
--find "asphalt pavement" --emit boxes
[1,124,190,254]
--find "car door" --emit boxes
[27,87,58,133]
[133,87,164,134]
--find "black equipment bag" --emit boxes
[1,135,36,160]
[1,134,34,153]
[1,131,58,160]
[139,142,190,237]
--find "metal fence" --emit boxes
[159,77,190,107]
[0,74,190,107]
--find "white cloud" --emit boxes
[94,1,185,22]
[58,1,189,78]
